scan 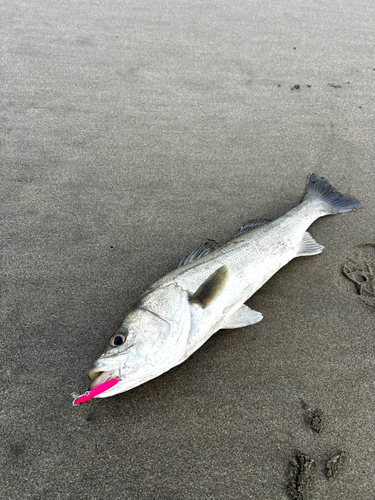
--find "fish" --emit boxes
[73,173,362,404]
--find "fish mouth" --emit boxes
[89,366,121,390]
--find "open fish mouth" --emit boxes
[89,367,120,389]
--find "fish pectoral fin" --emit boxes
[297,231,324,257]
[190,265,229,308]
[223,305,263,329]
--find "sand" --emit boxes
[2,0,375,498]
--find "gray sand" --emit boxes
[1,1,375,498]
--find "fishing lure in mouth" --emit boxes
[72,378,121,405]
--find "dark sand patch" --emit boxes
[287,451,316,500]
[306,408,324,433]
[301,401,324,433]
[326,451,348,480]
[342,244,375,308]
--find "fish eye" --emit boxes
[110,334,126,347]
[110,325,128,347]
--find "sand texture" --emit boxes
[2,0,375,498]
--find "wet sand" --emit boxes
[2,1,375,498]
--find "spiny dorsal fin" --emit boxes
[238,219,271,236]
[190,266,229,308]
[178,239,219,268]
[297,231,324,257]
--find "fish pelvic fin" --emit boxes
[304,173,362,214]
[297,231,324,257]
[190,265,229,308]
[223,305,263,328]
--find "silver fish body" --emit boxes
[84,174,362,400]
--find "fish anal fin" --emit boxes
[297,231,324,257]
[238,219,271,236]
[190,266,229,308]
[223,305,263,329]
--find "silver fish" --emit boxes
[80,174,362,400]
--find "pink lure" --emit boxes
[73,378,121,405]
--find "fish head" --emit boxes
[88,283,191,398]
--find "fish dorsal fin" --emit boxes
[238,219,271,236]
[223,305,263,329]
[297,231,324,257]
[178,239,219,268]
[190,266,229,308]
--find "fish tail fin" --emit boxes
[304,173,362,214]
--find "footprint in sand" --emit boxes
[342,244,375,309]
